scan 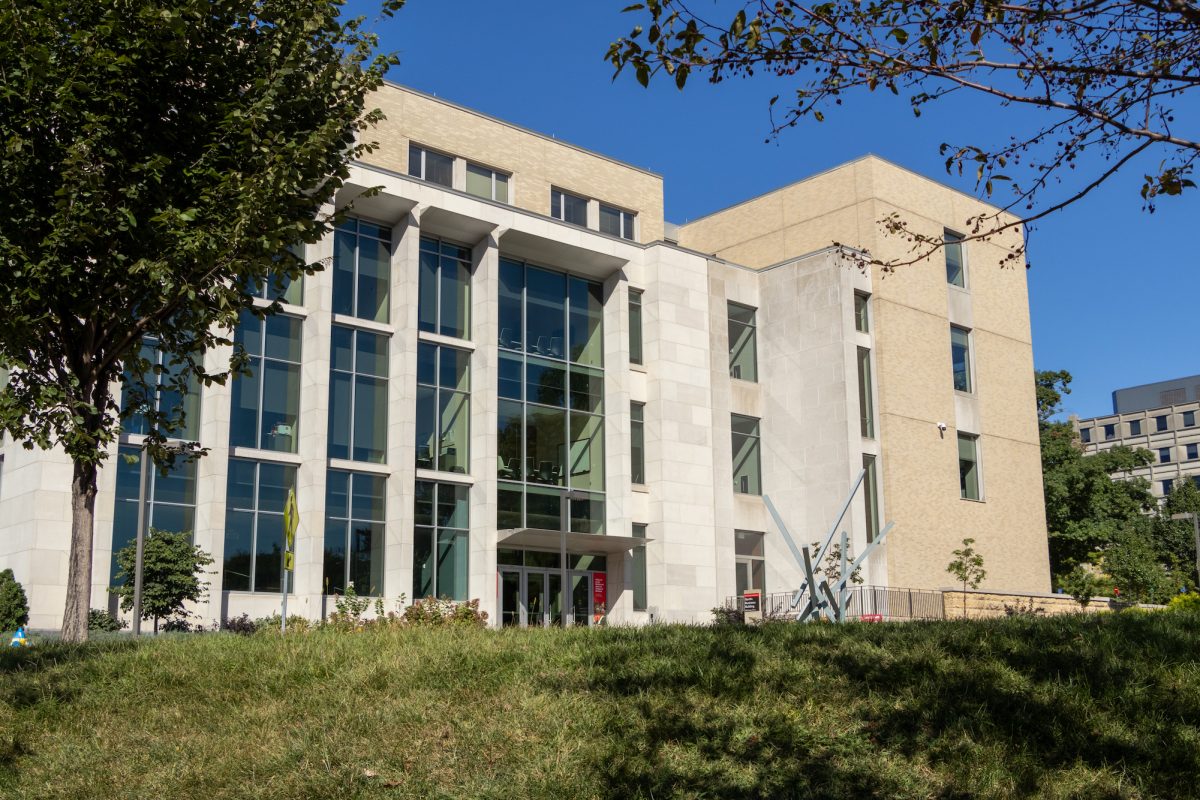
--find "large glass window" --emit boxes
[121,337,201,441]
[728,302,758,382]
[732,414,762,495]
[333,218,390,323]
[323,471,385,596]
[413,480,470,601]
[735,530,765,597]
[246,249,303,306]
[110,445,197,584]
[854,292,870,333]
[229,310,302,453]
[950,326,973,393]
[496,258,605,533]
[958,433,981,501]
[632,523,648,611]
[628,289,644,365]
[465,162,509,203]
[551,188,588,227]
[631,402,645,485]
[408,144,453,187]
[416,343,470,474]
[418,237,471,340]
[599,204,635,240]
[945,231,965,287]
[862,455,880,543]
[857,347,875,439]
[328,325,388,463]
[223,459,296,592]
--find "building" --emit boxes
[1073,375,1200,499]
[0,84,1051,629]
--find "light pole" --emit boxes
[559,489,588,627]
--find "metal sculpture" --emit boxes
[764,469,895,623]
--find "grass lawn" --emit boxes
[1,613,1199,799]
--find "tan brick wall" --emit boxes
[359,84,665,243]
[942,590,1124,619]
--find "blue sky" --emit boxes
[348,0,1195,419]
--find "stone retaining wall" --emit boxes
[942,589,1121,619]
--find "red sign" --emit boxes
[742,591,762,613]
[593,573,607,618]
[859,613,883,623]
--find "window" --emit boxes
[599,204,635,240]
[945,230,965,287]
[408,143,453,187]
[632,523,648,611]
[551,188,588,227]
[1080,428,1092,443]
[413,480,470,601]
[1187,443,1198,461]
[1129,419,1142,436]
[631,402,645,485]
[121,337,201,442]
[958,433,981,500]
[110,445,196,584]
[950,326,972,393]
[323,471,385,596]
[229,310,302,453]
[854,292,870,333]
[1103,423,1116,440]
[1159,447,1172,464]
[465,162,509,203]
[862,454,880,543]
[728,302,758,382]
[1163,479,1175,496]
[497,258,605,533]
[857,347,875,439]
[735,530,765,597]
[223,459,296,593]
[328,326,388,463]
[418,236,472,340]
[732,415,762,495]
[333,218,390,323]
[1156,415,1169,432]
[246,248,304,306]
[1184,410,1196,428]
[416,343,470,474]
[628,289,644,365]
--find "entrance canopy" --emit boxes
[498,528,649,555]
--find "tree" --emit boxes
[1035,369,1072,427]
[946,537,987,618]
[0,0,404,641]
[111,530,214,632]
[608,1,1199,266]
[0,568,30,632]
[1060,565,1105,609]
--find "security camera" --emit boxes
[937,422,947,431]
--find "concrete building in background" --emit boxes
[0,83,1051,629]
[1073,376,1200,500]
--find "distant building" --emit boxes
[1073,376,1200,499]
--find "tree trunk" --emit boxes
[62,458,99,643]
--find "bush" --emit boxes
[253,613,311,634]
[0,568,29,632]
[710,605,744,625]
[1167,592,1200,613]
[1060,566,1107,609]
[88,609,127,632]
[402,597,487,627]
[223,613,258,636]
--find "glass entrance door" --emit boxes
[500,567,566,627]
[571,571,593,626]
[501,568,522,627]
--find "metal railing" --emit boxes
[726,585,945,622]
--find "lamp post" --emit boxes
[1171,512,1200,587]
[559,489,588,627]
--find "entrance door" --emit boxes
[500,568,566,627]
[526,572,547,627]
[500,568,522,627]
[571,571,593,627]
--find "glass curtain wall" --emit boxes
[418,237,471,339]
[416,343,470,473]
[497,258,605,533]
[413,480,470,600]
[328,325,388,463]
[110,445,197,583]
[229,310,302,453]
[323,471,386,596]
[223,459,296,592]
[333,219,390,324]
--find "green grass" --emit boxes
[2,613,1199,799]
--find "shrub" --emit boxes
[110,529,214,631]
[0,568,29,632]
[1167,592,1200,613]
[253,613,311,634]
[223,613,258,636]
[1060,566,1107,609]
[87,609,127,632]
[402,597,487,627]
[326,583,372,631]
[711,605,744,626]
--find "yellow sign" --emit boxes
[283,487,298,562]
[284,552,294,571]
